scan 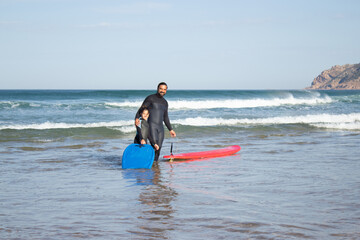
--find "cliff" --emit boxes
[307,63,360,90]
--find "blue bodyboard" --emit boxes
[122,144,155,169]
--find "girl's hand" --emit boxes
[135,118,140,126]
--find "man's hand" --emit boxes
[154,144,160,151]
[135,118,140,126]
[140,139,146,145]
[169,130,176,138]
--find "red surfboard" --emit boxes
[163,145,241,160]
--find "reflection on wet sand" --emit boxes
[126,162,177,239]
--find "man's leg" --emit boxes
[150,126,164,161]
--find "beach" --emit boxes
[1,90,360,239]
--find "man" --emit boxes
[135,82,176,161]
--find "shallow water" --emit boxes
[1,130,360,239]
[1,90,360,239]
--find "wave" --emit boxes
[1,113,359,131]
[0,120,133,131]
[170,96,332,109]
[105,102,140,108]
[172,113,360,130]
[0,101,42,109]
[106,95,333,110]
[0,92,335,111]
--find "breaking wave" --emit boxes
[106,95,333,110]
[0,120,133,131]
[2,113,359,131]
[173,113,360,130]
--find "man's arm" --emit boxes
[163,108,173,131]
[163,103,176,137]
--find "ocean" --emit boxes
[1,89,359,239]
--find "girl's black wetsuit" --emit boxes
[135,93,173,161]
[134,119,155,146]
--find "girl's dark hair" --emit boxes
[139,106,148,114]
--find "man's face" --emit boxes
[157,85,167,97]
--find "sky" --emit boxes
[1,0,360,90]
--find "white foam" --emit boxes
[2,113,359,131]
[169,96,332,109]
[0,120,134,130]
[104,95,332,110]
[173,113,360,130]
[0,101,20,108]
[112,126,136,133]
[29,103,41,107]
[105,102,141,108]
[312,123,360,130]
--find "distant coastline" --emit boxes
[306,63,360,90]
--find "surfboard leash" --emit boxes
[170,142,174,162]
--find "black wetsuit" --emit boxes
[134,119,155,146]
[135,93,173,161]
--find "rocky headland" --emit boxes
[307,63,360,90]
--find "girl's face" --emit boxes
[141,110,149,120]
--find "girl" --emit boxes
[134,107,159,151]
